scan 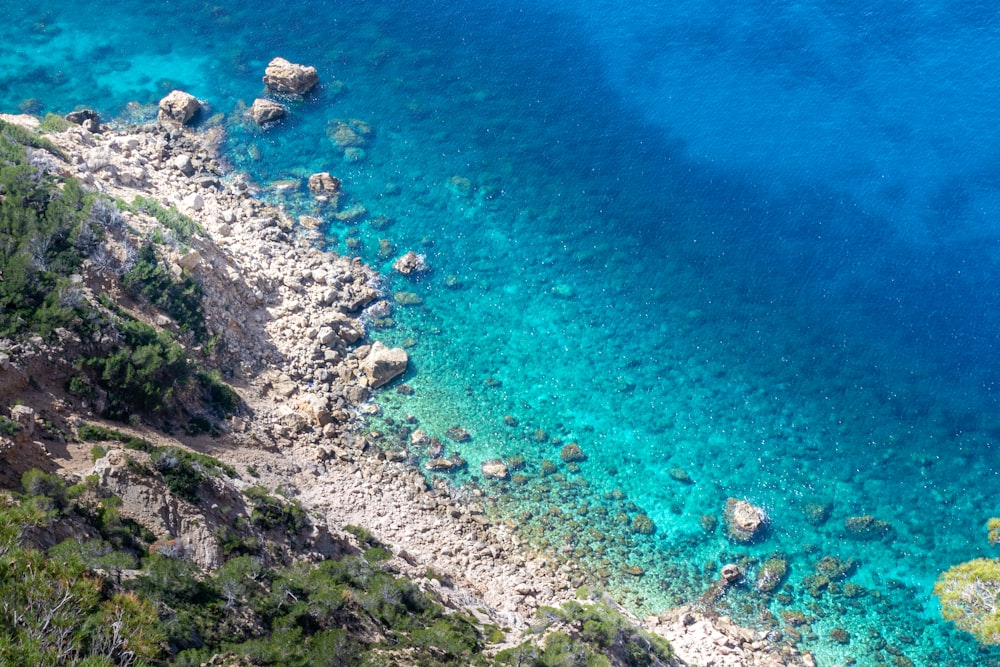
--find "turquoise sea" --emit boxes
[6,1,1000,663]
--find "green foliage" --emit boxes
[20,469,69,512]
[123,195,202,243]
[85,317,190,417]
[345,523,381,548]
[0,131,96,337]
[0,415,20,436]
[122,243,206,339]
[77,422,154,452]
[197,369,241,416]
[150,446,235,504]
[500,599,673,667]
[38,113,72,134]
[0,118,67,160]
[0,492,162,666]
[935,558,1000,645]
[245,486,309,536]
[988,518,1000,547]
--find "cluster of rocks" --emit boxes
[3,109,823,664]
[652,607,817,667]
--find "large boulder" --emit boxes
[157,90,202,125]
[723,498,769,544]
[392,251,429,276]
[308,172,342,206]
[262,57,319,95]
[249,98,287,125]
[480,459,509,480]
[359,341,408,388]
[65,108,101,132]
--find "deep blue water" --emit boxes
[6,1,1000,663]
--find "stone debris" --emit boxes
[1,116,816,665]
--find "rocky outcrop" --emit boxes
[157,90,202,125]
[359,341,408,388]
[249,98,287,125]
[262,57,319,95]
[307,171,341,205]
[650,606,816,667]
[65,108,101,132]
[392,251,429,276]
[723,498,769,544]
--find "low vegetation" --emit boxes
[0,118,240,427]
[935,558,1000,645]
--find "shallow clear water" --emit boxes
[7,1,1000,663]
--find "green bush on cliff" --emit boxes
[0,139,96,337]
[935,558,1000,645]
[123,194,202,244]
[122,243,206,339]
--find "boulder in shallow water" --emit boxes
[262,57,319,94]
[308,172,342,205]
[359,341,408,388]
[249,98,287,125]
[723,498,769,544]
[392,251,429,276]
[480,459,509,480]
[158,90,202,125]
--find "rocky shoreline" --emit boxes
[0,109,817,666]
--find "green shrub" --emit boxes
[197,369,241,415]
[122,243,206,339]
[935,558,1000,645]
[123,195,202,243]
[246,486,309,536]
[86,317,189,416]
[0,415,20,437]
[38,113,72,134]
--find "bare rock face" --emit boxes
[158,90,202,125]
[262,57,319,94]
[359,341,408,388]
[249,98,287,125]
[723,498,769,544]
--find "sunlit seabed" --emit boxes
[4,1,1000,664]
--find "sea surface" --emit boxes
[5,1,1000,663]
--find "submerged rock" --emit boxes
[262,57,318,94]
[445,426,471,442]
[559,442,586,463]
[249,98,287,125]
[757,557,789,593]
[844,515,894,541]
[631,513,656,535]
[424,457,455,472]
[723,498,769,544]
[157,90,201,125]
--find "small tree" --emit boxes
[935,558,1000,644]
